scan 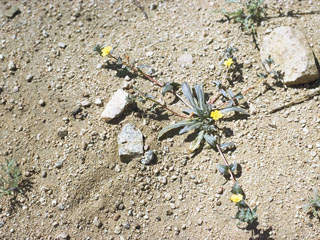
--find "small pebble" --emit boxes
[26,74,34,82]
[42,30,49,38]
[39,99,46,107]
[141,150,156,165]
[55,161,63,169]
[57,128,68,139]
[58,42,67,49]
[94,98,102,106]
[123,223,130,229]
[41,171,47,178]
[56,232,70,240]
[93,217,102,228]
[114,225,122,235]
[12,86,19,93]
[80,100,91,108]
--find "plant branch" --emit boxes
[108,54,192,109]
[134,87,190,119]
[216,144,237,183]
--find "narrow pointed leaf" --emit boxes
[194,84,205,110]
[158,120,192,139]
[161,82,180,96]
[161,83,174,96]
[220,88,228,98]
[188,130,204,153]
[220,142,235,150]
[179,121,202,135]
[231,182,245,196]
[229,162,238,172]
[181,82,196,107]
[204,133,217,147]
[217,164,229,175]
[220,106,249,115]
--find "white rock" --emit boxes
[8,61,16,71]
[80,100,91,107]
[260,26,319,86]
[101,89,129,122]
[58,42,67,49]
[118,123,144,163]
[94,98,102,106]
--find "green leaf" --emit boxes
[188,130,204,153]
[220,106,249,115]
[204,133,217,147]
[181,82,197,108]
[220,142,235,150]
[217,164,229,176]
[161,82,180,96]
[229,162,238,172]
[194,84,205,110]
[231,182,245,196]
[179,121,202,135]
[235,206,257,224]
[158,120,193,139]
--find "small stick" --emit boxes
[133,0,148,19]
[216,144,236,183]
[134,87,190,119]
[269,88,320,114]
[108,54,192,109]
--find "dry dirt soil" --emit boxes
[0,0,320,239]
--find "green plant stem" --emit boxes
[107,54,192,109]
[134,87,190,119]
[216,144,237,183]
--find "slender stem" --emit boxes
[107,54,192,109]
[216,144,236,183]
[134,87,190,119]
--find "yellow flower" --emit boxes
[210,110,223,121]
[101,46,112,57]
[224,58,234,68]
[230,194,243,203]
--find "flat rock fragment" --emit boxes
[101,89,129,122]
[118,124,144,163]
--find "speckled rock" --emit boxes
[260,26,319,86]
[118,124,144,163]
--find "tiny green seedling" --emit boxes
[222,0,267,34]
[0,159,22,197]
[304,190,320,219]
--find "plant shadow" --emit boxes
[103,61,137,79]
[7,177,34,214]
[245,221,274,240]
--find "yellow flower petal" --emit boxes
[210,110,223,121]
[101,46,112,57]
[224,58,234,68]
[230,194,243,203]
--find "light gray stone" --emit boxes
[93,217,102,228]
[260,26,319,86]
[101,89,129,122]
[118,124,144,163]
[141,150,156,165]
[8,61,17,71]
[57,128,68,139]
[177,53,193,65]
[58,42,67,49]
